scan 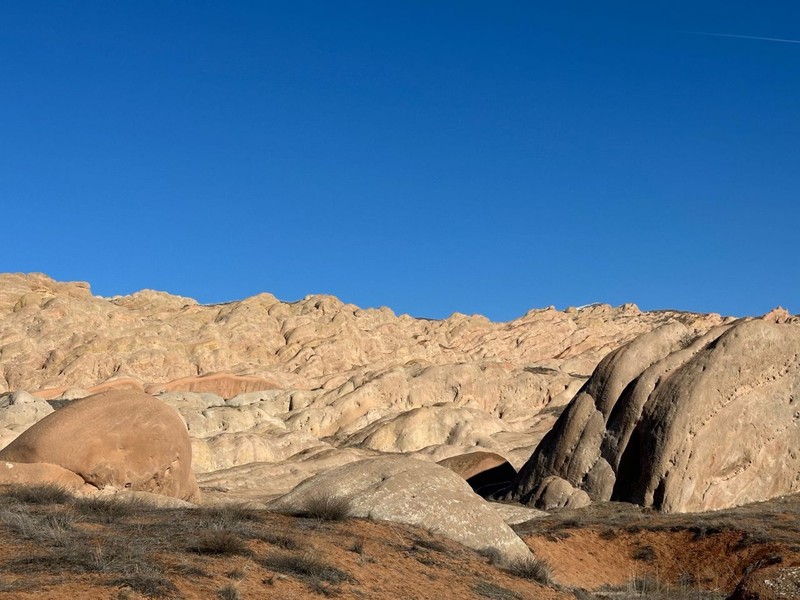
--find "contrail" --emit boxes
[680,30,800,45]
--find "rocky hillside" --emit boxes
[0,272,724,395]
[2,273,799,599]
[0,273,726,477]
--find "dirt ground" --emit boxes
[2,487,800,599]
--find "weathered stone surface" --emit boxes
[342,405,506,453]
[268,456,534,564]
[0,390,200,501]
[0,391,54,429]
[0,461,89,490]
[0,273,721,398]
[197,446,376,502]
[728,559,800,600]
[508,318,800,512]
[438,451,517,497]
[0,273,733,509]
[145,373,281,399]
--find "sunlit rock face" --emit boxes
[507,315,800,513]
[0,272,730,504]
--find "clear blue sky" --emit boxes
[2,2,798,320]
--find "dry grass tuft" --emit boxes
[297,493,354,521]
[217,583,242,600]
[473,581,522,600]
[262,550,355,591]
[504,556,552,584]
[261,530,300,549]
[188,529,250,556]
[72,495,149,523]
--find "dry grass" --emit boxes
[504,556,552,584]
[0,484,73,505]
[261,549,356,594]
[473,581,522,600]
[217,583,242,600]
[188,529,250,556]
[295,493,354,521]
[2,484,794,599]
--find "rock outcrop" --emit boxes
[438,451,517,497]
[506,318,800,512]
[268,456,533,564]
[0,273,737,508]
[0,390,200,501]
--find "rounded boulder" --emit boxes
[0,390,200,501]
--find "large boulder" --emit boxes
[506,318,800,512]
[0,461,89,490]
[0,390,200,501]
[438,451,517,498]
[268,456,534,564]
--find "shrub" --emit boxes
[477,547,503,565]
[111,574,179,599]
[349,537,365,554]
[599,528,618,540]
[0,504,76,545]
[199,504,262,525]
[410,537,449,553]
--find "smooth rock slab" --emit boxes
[268,456,533,564]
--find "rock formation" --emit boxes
[0,390,200,501]
[268,456,533,564]
[438,451,517,497]
[0,273,725,478]
[506,317,800,512]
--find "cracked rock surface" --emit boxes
[507,313,800,512]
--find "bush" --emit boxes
[477,547,503,565]
[111,574,179,599]
[410,537,449,553]
[198,504,262,525]
[349,537,365,554]
[0,504,76,545]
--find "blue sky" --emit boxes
[2,2,798,320]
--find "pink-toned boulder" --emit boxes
[0,390,200,501]
[0,461,89,490]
